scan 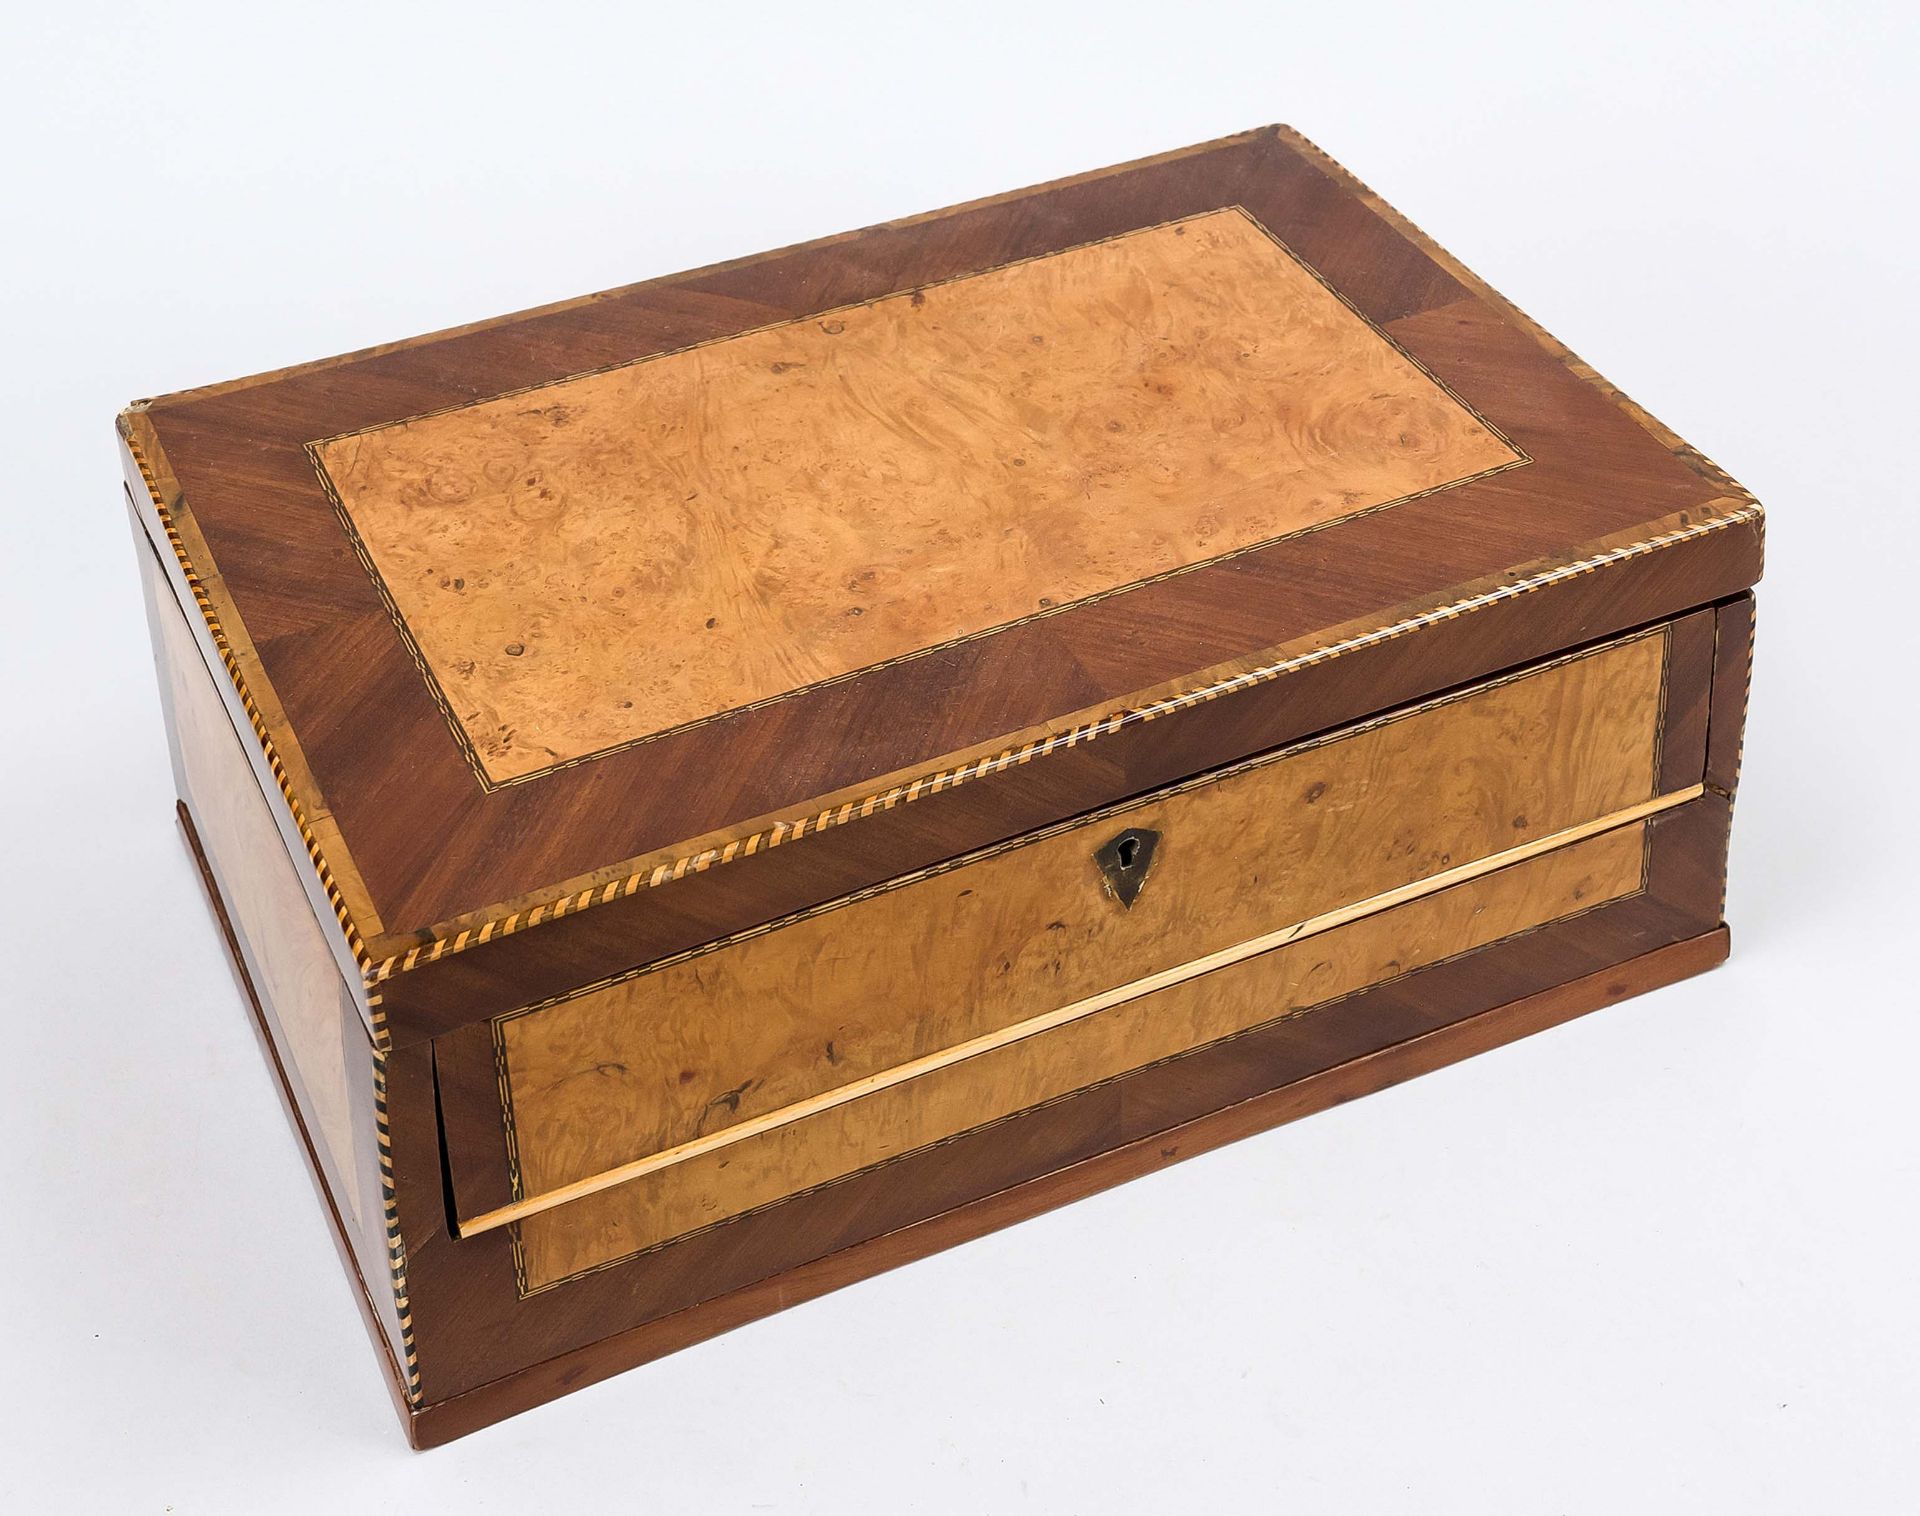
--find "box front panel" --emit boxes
[403,783,1732,1419]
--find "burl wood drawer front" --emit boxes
[447,627,1690,1289]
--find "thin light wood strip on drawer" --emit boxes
[484,628,1668,1227]
[514,821,1649,1289]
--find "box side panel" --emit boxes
[121,453,379,1029]
[1707,594,1755,798]
[137,534,414,1395]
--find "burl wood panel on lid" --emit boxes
[312,208,1522,783]
[469,627,1674,1287]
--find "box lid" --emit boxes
[122,126,1763,1047]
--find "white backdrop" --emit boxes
[1,3,1914,1510]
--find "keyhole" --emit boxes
[1094,826,1160,909]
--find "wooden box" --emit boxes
[119,127,1763,1446]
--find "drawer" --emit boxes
[444,625,1699,1291]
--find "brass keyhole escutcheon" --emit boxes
[1094,826,1161,909]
